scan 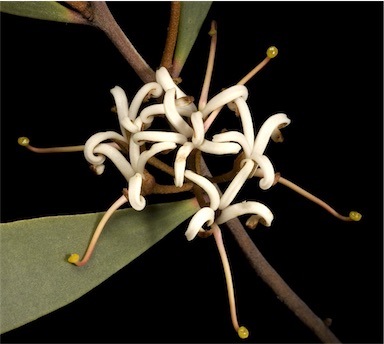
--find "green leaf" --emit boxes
[0,1,88,24]
[0,199,199,334]
[173,1,212,76]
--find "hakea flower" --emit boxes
[83,81,181,211]
[182,164,273,338]
[153,68,249,187]
[152,66,245,187]
[184,161,273,241]
[213,112,291,190]
[151,63,290,195]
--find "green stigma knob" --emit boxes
[68,253,80,264]
[349,211,362,222]
[266,46,278,58]
[18,137,30,146]
[238,326,249,339]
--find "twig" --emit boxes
[160,2,181,70]
[90,2,156,83]
[226,217,341,343]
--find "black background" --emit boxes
[1,2,383,343]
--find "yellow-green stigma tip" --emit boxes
[208,28,217,36]
[266,46,278,58]
[238,326,249,339]
[68,253,80,264]
[349,211,362,221]
[18,136,30,146]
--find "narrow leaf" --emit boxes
[0,1,88,24]
[0,199,199,334]
[172,1,212,76]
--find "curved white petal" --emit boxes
[252,113,291,156]
[156,67,197,115]
[128,173,146,211]
[201,85,248,119]
[156,67,187,97]
[234,97,255,149]
[136,142,177,174]
[216,201,274,226]
[84,131,127,165]
[185,207,215,241]
[93,143,135,181]
[110,86,129,123]
[139,104,165,124]
[191,111,205,147]
[133,116,144,132]
[199,140,241,155]
[213,131,252,158]
[119,117,141,134]
[129,136,141,171]
[163,88,194,137]
[132,131,187,146]
[219,159,254,210]
[174,142,195,187]
[109,86,140,133]
[184,170,220,211]
[251,154,275,190]
[128,82,163,120]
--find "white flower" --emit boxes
[184,170,221,211]
[219,159,255,210]
[184,159,274,241]
[163,88,194,137]
[213,113,291,190]
[200,85,248,119]
[128,173,146,210]
[153,70,250,187]
[156,66,197,116]
[185,207,215,241]
[83,131,134,179]
[110,83,163,136]
[252,113,291,156]
[85,84,180,211]
[135,141,176,175]
[216,201,273,226]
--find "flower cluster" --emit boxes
[69,60,290,337]
[18,44,361,339]
[84,65,290,242]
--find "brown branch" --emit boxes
[153,182,193,194]
[160,2,181,70]
[89,2,156,83]
[226,218,341,343]
[148,156,176,177]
